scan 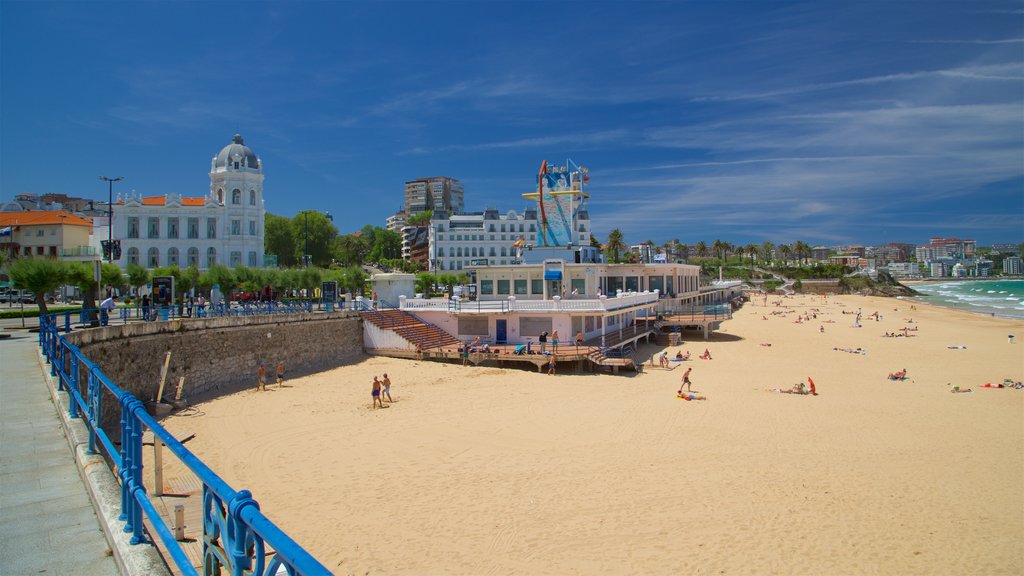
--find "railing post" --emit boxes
[125,398,146,544]
[228,490,260,574]
[68,354,80,419]
[86,368,99,455]
[119,395,131,522]
[38,315,46,348]
[53,340,61,381]
[64,311,71,332]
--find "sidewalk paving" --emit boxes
[0,330,119,575]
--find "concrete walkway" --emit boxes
[0,331,119,575]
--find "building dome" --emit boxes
[213,133,260,170]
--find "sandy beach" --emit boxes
[158,294,1024,575]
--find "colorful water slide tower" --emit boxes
[521,159,590,247]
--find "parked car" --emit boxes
[0,290,43,304]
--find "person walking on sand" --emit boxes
[548,356,556,375]
[257,362,267,392]
[372,376,384,408]
[678,367,693,394]
[382,373,393,403]
[276,360,285,388]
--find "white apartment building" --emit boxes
[1003,256,1023,275]
[113,134,266,271]
[429,207,592,272]
[386,211,407,233]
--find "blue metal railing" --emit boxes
[38,313,332,576]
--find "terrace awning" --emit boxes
[543,270,562,281]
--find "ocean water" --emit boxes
[908,279,1024,320]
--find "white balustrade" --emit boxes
[400,290,659,313]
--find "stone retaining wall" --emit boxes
[64,312,364,428]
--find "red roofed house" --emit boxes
[0,210,94,261]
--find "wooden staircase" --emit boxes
[361,309,460,350]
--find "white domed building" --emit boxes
[114,134,267,271]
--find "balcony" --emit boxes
[60,246,99,258]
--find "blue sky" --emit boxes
[2,1,1021,248]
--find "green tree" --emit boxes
[761,241,775,268]
[368,227,403,261]
[695,241,709,260]
[340,266,368,295]
[293,211,338,267]
[332,234,371,267]
[779,244,792,265]
[64,261,100,322]
[233,266,266,293]
[746,243,759,269]
[265,212,297,267]
[179,265,200,296]
[407,210,432,226]
[8,257,65,314]
[798,241,813,266]
[678,243,689,263]
[298,267,323,295]
[713,239,730,262]
[606,229,625,263]
[589,234,601,248]
[203,264,237,302]
[126,263,150,295]
[101,262,126,294]
[415,272,436,295]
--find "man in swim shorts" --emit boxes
[372,376,384,408]
[679,367,692,394]
[257,362,267,392]
[382,373,393,403]
[276,360,285,388]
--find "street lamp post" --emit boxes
[99,176,124,263]
[304,211,309,267]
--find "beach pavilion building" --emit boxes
[363,246,738,372]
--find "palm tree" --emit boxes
[794,240,811,266]
[712,239,725,262]
[761,241,775,268]
[734,245,745,266]
[678,242,689,263]
[779,244,792,266]
[746,243,759,269]
[606,229,625,263]
[695,241,708,260]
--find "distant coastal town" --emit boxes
[1,134,1021,317]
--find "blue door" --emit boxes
[495,319,507,343]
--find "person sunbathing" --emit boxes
[770,382,808,395]
[700,349,712,360]
[888,369,907,380]
[677,392,707,401]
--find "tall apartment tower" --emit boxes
[404,176,464,217]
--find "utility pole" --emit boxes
[99,176,124,262]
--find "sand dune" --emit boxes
[159,294,1024,575]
